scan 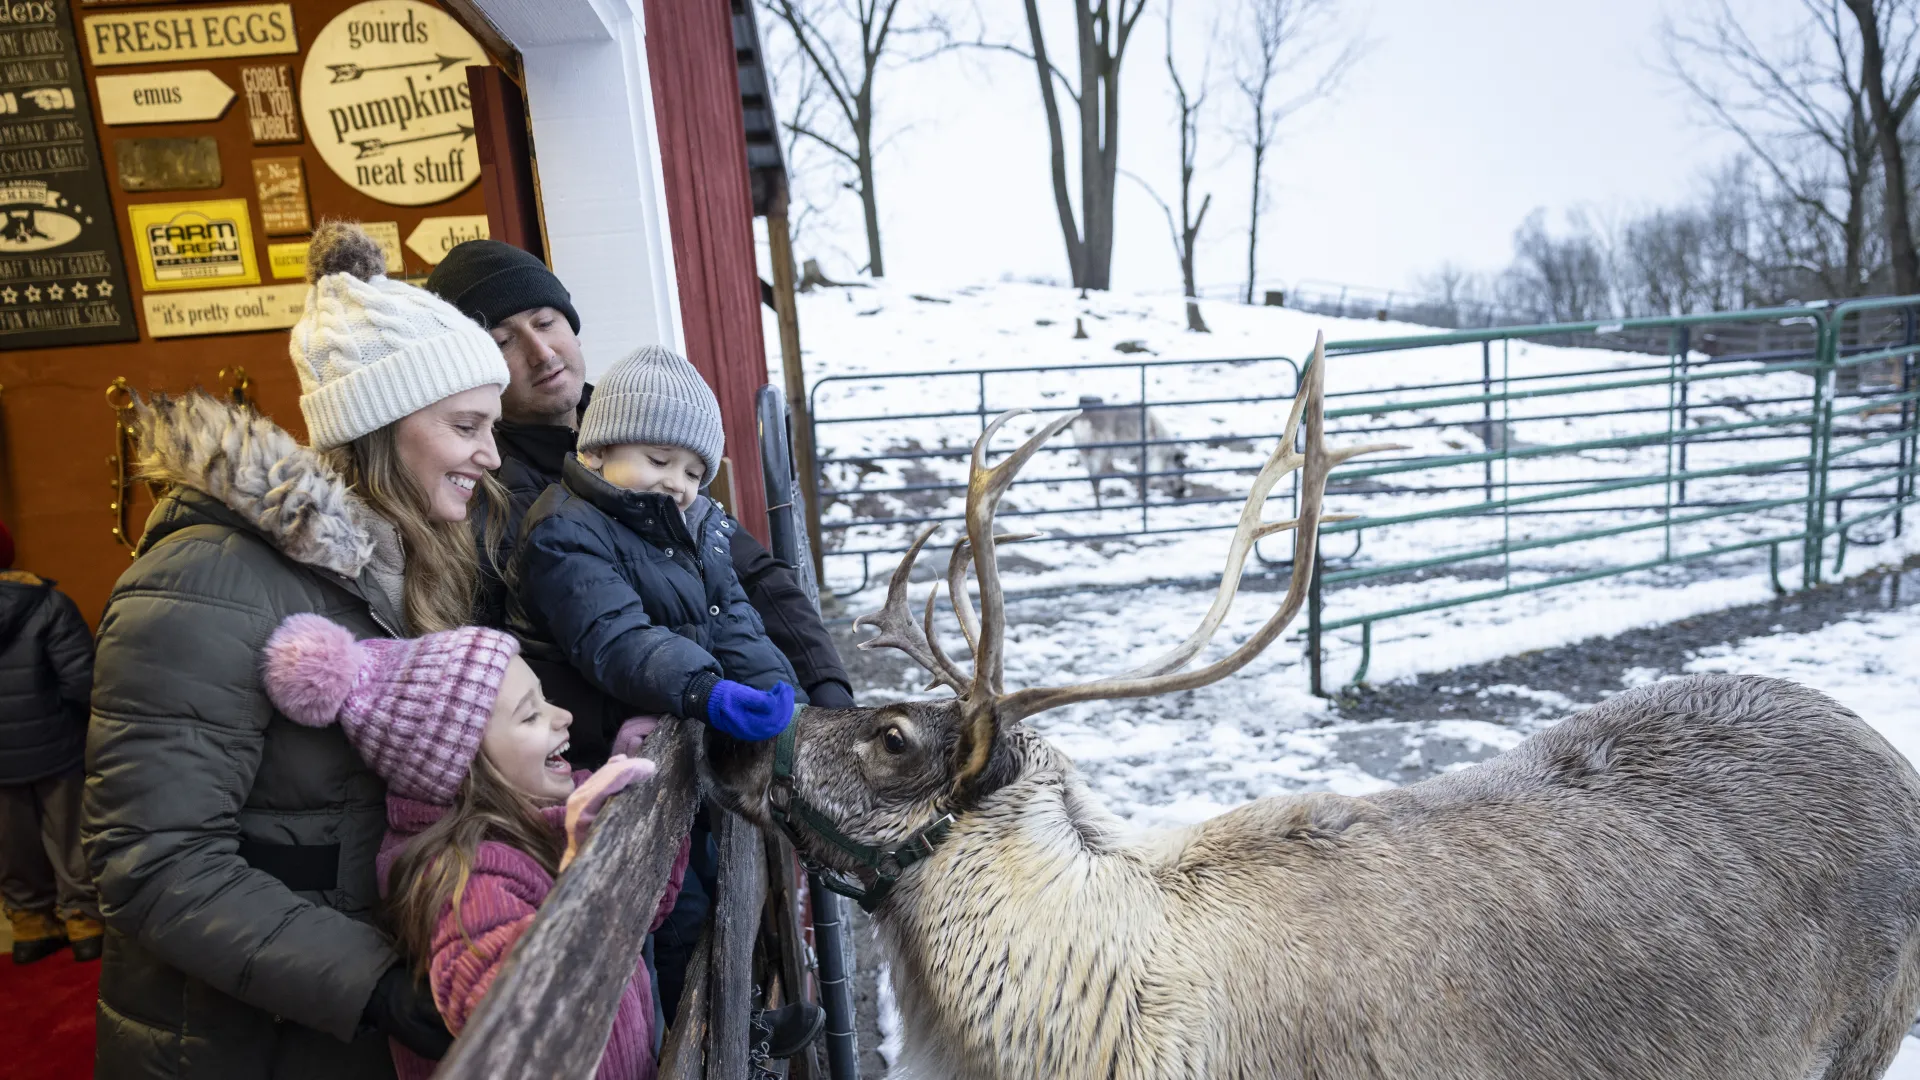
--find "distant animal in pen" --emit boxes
[1069,395,1190,507]
[708,334,1920,1080]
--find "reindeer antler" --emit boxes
[856,333,1399,792]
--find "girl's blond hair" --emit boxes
[382,751,565,973]
[325,424,508,633]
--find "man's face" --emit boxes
[491,306,586,425]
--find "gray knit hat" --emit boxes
[578,345,724,481]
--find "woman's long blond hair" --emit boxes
[383,751,565,974]
[325,424,508,633]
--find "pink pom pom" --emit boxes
[262,613,366,726]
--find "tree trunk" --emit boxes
[1245,141,1265,305]
[1025,0,1085,285]
[1075,1,1111,289]
[1848,0,1920,294]
[856,134,884,278]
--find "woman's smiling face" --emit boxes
[480,656,576,804]
[392,385,503,522]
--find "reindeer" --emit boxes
[1069,395,1189,508]
[707,334,1920,1080]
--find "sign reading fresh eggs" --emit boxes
[301,1,484,207]
[127,198,259,291]
[83,4,296,66]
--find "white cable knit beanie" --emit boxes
[289,221,509,450]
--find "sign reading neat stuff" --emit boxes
[0,0,138,348]
[302,2,485,207]
[95,70,236,125]
[84,4,297,66]
[127,198,260,290]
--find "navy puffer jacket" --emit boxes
[0,571,93,784]
[512,454,802,766]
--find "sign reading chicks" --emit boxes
[300,1,484,207]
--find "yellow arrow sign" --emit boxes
[96,71,238,126]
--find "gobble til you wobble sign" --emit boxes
[301,1,484,206]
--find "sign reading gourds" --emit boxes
[301,1,483,206]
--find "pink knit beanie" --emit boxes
[261,613,519,805]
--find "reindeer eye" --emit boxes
[882,726,907,754]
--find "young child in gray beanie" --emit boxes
[511,345,805,764]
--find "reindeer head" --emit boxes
[707,335,1395,909]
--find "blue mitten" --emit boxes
[704,680,796,741]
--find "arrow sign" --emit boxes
[352,124,474,160]
[95,71,237,126]
[327,54,472,83]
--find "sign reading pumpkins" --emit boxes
[301,2,484,207]
[0,0,138,348]
[127,198,260,290]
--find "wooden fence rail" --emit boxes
[435,719,700,1079]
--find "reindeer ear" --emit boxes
[951,698,1000,794]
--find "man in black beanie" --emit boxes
[426,239,856,711]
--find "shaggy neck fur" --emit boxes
[876,732,1174,1079]
[134,392,374,579]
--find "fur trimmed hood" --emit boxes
[133,392,373,578]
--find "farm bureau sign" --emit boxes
[300,1,484,207]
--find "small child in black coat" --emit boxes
[510,345,804,767]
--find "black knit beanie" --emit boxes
[424,239,580,333]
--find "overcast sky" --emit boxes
[772,0,1758,300]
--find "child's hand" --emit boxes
[611,715,666,758]
[704,680,796,742]
[561,755,656,872]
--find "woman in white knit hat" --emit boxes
[82,221,509,1080]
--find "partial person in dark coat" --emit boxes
[0,519,103,964]
[424,240,855,710]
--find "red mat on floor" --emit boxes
[0,950,96,1079]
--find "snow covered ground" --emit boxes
[786,279,1920,1075]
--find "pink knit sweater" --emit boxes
[376,783,689,1080]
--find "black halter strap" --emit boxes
[767,723,955,912]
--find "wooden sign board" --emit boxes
[363,220,404,273]
[142,282,305,337]
[116,137,223,191]
[127,198,260,290]
[240,64,300,144]
[267,239,306,279]
[251,157,308,234]
[404,214,487,265]
[95,70,235,125]
[84,4,298,66]
[0,0,138,349]
[301,2,484,206]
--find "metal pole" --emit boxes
[1306,548,1325,697]
[1900,309,1916,538]
[1480,341,1493,502]
[1675,326,1692,506]
[808,875,861,1080]
[1138,365,1150,535]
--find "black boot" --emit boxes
[750,1002,824,1059]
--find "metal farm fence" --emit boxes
[806,299,1920,692]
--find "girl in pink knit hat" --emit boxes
[261,613,688,1080]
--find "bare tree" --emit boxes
[1663,0,1884,299]
[1136,0,1215,331]
[1234,0,1362,304]
[1011,0,1150,290]
[1498,210,1614,322]
[761,0,944,277]
[1841,0,1920,294]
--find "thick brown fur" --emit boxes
[305,219,386,283]
[710,674,1920,1079]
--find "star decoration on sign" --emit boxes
[46,283,62,301]
[70,282,86,299]
[0,288,15,304]
[96,281,112,297]
[24,286,39,302]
